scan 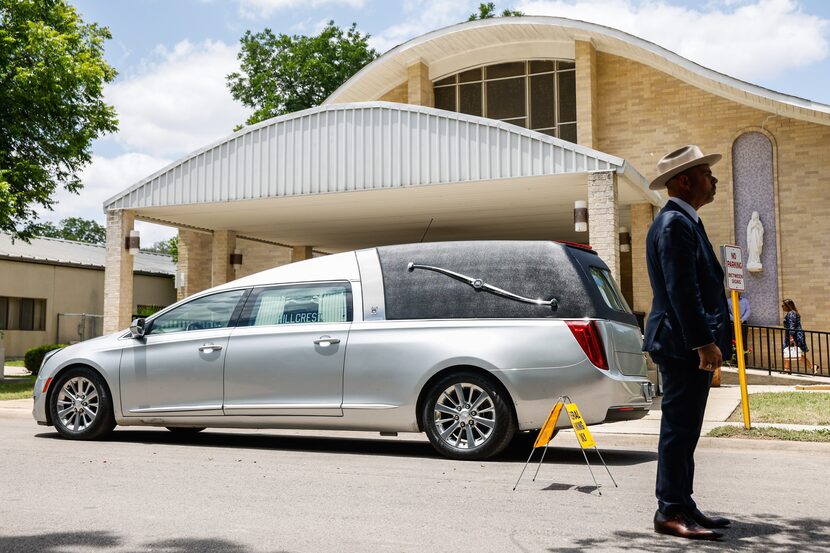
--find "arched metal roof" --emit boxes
[325,17,830,127]
[104,101,658,212]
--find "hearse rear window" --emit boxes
[589,267,631,313]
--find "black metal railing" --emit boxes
[741,325,829,376]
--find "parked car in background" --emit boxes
[33,241,653,460]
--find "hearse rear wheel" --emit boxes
[422,371,515,460]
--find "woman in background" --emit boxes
[782,299,819,374]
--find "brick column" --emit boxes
[103,209,135,334]
[291,246,313,263]
[177,229,213,300]
[631,202,656,314]
[587,171,620,284]
[211,230,236,286]
[407,61,433,107]
[575,40,598,149]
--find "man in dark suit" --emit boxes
[643,145,733,541]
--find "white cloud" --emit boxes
[38,153,171,225]
[369,1,475,54]
[516,0,829,81]
[236,0,365,19]
[106,40,251,158]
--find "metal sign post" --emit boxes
[721,245,751,429]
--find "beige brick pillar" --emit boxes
[291,246,313,263]
[211,230,236,286]
[407,61,433,107]
[103,209,135,334]
[587,171,620,284]
[631,203,656,315]
[177,229,213,300]
[575,40,598,149]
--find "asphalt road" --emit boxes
[1,414,829,553]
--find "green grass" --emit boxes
[0,375,36,401]
[727,392,830,425]
[3,359,25,367]
[708,426,830,442]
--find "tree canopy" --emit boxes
[227,21,378,126]
[36,216,106,244]
[0,0,118,239]
[468,2,524,20]
[143,236,178,262]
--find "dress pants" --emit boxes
[656,359,713,515]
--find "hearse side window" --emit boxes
[147,289,247,334]
[589,267,632,313]
[242,283,353,326]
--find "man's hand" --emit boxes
[697,342,723,372]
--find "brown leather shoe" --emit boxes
[654,511,723,540]
[690,507,731,528]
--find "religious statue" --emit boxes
[746,211,764,272]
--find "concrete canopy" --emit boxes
[104,102,659,251]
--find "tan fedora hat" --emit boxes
[649,145,721,190]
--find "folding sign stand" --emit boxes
[513,396,617,495]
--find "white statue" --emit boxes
[746,211,764,272]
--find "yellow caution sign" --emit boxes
[565,403,596,449]
[533,401,564,448]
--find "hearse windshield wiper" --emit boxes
[407,262,559,312]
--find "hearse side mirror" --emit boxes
[129,318,147,338]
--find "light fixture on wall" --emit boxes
[619,226,631,252]
[230,249,243,269]
[125,230,140,256]
[574,200,588,232]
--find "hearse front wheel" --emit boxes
[422,371,515,460]
[49,367,116,440]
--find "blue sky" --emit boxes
[54,0,830,244]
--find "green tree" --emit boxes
[36,216,106,243]
[227,21,378,126]
[143,236,178,263]
[0,0,118,239]
[468,2,524,20]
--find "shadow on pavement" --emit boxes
[34,427,655,466]
[0,531,292,553]
[546,513,830,552]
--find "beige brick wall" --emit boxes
[594,52,830,329]
[587,171,620,284]
[234,238,292,279]
[407,61,434,107]
[630,203,655,314]
[103,209,135,334]
[380,81,408,103]
[575,40,598,149]
[211,230,236,286]
[177,230,212,301]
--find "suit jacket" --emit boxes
[643,202,732,365]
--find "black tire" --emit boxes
[421,371,516,460]
[165,427,206,434]
[49,366,115,440]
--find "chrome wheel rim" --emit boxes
[433,383,496,450]
[56,377,99,432]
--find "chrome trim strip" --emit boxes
[129,405,221,413]
[223,403,342,410]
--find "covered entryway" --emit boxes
[103,102,661,332]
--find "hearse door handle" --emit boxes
[198,344,223,353]
[313,336,340,347]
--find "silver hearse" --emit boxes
[33,241,653,460]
